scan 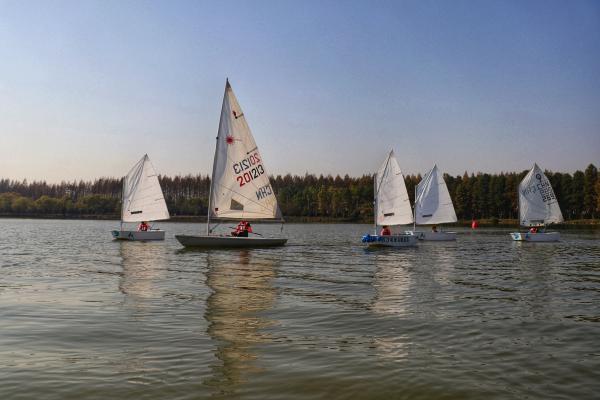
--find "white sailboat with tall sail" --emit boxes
[407,164,458,241]
[362,150,418,247]
[510,163,563,242]
[111,154,170,241]
[175,80,287,248]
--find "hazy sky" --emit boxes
[1,0,599,182]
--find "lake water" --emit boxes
[1,219,599,399]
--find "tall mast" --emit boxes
[206,79,230,235]
[120,175,125,231]
[373,172,377,235]
[413,185,416,232]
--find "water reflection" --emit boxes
[203,250,277,396]
[512,242,558,320]
[118,241,168,303]
[369,251,415,361]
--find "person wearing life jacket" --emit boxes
[232,221,252,237]
[138,221,149,232]
[529,226,538,234]
[380,225,391,236]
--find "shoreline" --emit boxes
[1,214,598,228]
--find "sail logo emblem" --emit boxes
[226,135,241,145]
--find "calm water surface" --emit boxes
[1,219,599,399]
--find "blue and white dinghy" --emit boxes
[362,150,417,248]
[111,154,170,241]
[175,80,287,248]
[510,163,563,242]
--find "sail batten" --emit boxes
[415,165,457,225]
[518,163,563,226]
[121,154,170,223]
[375,150,413,226]
[208,81,281,221]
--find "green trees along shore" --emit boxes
[0,164,598,223]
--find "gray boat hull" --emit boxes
[111,230,165,241]
[175,234,287,248]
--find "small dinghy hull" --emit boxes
[111,230,165,241]
[175,235,287,248]
[407,231,457,241]
[362,234,418,248]
[510,232,560,242]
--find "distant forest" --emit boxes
[0,164,598,222]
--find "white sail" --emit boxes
[209,80,281,220]
[121,154,170,223]
[375,150,414,226]
[519,163,563,226]
[415,165,457,225]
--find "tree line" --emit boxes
[0,164,598,221]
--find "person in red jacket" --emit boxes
[380,225,391,236]
[138,221,149,231]
[232,221,252,237]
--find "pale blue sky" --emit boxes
[1,0,599,182]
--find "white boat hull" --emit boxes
[510,232,560,242]
[362,234,418,248]
[406,231,457,241]
[111,230,165,241]
[175,235,287,248]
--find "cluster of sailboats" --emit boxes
[111,79,565,249]
[362,151,564,247]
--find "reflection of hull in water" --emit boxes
[204,252,276,392]
[511,232,560,242]
[407,231,457,241]
[112,230,165,241]
[176,235,287,248]
[118,241,167,300]
[362,234,418,248]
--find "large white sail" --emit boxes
[415,165,457,225]
[519,163,563,226]
[209,80,281,220]
[375,150,414,226]
[121,154,170,223]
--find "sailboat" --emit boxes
[175,80,287,248]
[407,165,458,241]
[362,150,418,247]
[111,154,170,241]
[510,163,563,242]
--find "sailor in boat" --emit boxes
[431,225,438,233]
[380,225,391,236]
[529,227,538,234]
[231,221,252,237]
[138,221,149,232]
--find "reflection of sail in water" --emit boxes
[118,241,168,302]
[203,250,277,394]
[371,254,412,316]
[370,253,413,360]
[115,241,169,379]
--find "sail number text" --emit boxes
[236,165,265,186]
[522,179,556,203]
[234,152,265,187]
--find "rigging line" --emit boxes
[213,182,275,216]
[375,154,393,199]
[221,109,275,197]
